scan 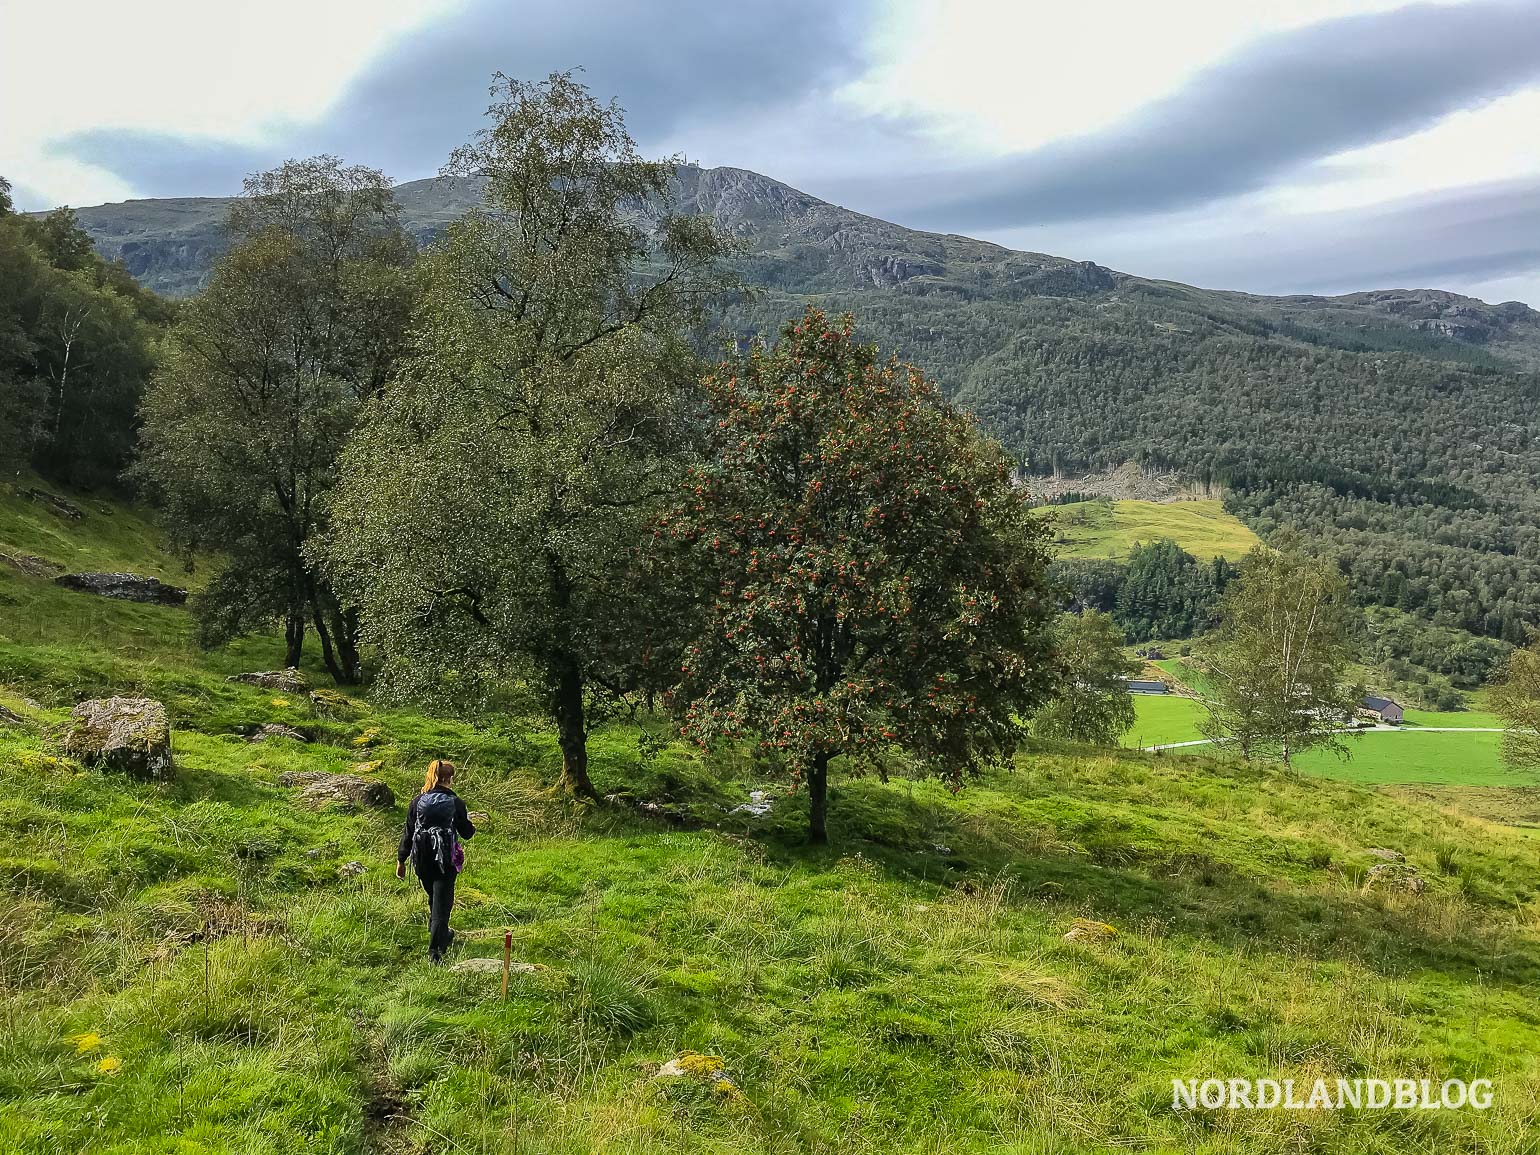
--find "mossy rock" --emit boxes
[61,697,173,780]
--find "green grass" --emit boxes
[1152,657,1216,697]
[1402,709,1504,729]
[3,486,1540,1152]
[0,477,198,584]
[1049,499,1259,562]
[1294,730,1535,787]
[1123,693,1209,748]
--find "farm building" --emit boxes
[1360,695,1405,724]
[1125,679,1169,695]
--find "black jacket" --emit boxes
[397,787,476,863]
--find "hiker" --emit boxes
[396,759,476,963]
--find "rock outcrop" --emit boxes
[228,669,307,693]
[62,697,174,779]
[1063,917,1118,944]
[248,723,307,743]
[22,488,83,519]
[1363,862,1427,895]
[279,772,394,810]
[450,957,541,976]
[54,572,188,605]
[0,552,59,578]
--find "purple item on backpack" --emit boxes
[452,841,465,873]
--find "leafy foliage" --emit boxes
[134,158,417,681]
[1199,541,1362,766]
[1031,611,1140,745]
[326,72,735,797]
[666,308,1058,841]
[1490,635,1540,769]
[0,194,169,487]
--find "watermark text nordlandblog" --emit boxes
[1173,1078,1493,1111]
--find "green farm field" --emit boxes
[1123,693,1208,748]
[1294,730,1535,787]
[1049,498,1259,562]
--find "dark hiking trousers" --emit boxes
[416,865,456,961]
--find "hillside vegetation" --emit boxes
[60,164,1540,694]
[3,480,1539,1155]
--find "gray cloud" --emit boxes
[52,0,873,196]
[992,176,1540,303]
[869,0,1540,231]
[49,131,278,200]
[7,179,54,213]
[1213,178,1540,296]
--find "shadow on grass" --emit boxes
[591,747,1540,992]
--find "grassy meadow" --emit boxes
[3,483,1540,1153]
[1125,694,1210,749]
[1048,499,1259,562]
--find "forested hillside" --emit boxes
[1,179,172,489]
[50,165,1540,679]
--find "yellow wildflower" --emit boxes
[270,697,290,708]
[70,1032,103,1054]
[95,1055,123,1074]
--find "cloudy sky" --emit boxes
[5,0,1540,304]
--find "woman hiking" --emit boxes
[396,759,476,964]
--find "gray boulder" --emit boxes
[279,771,394,810]
[247,723,308,743]
[62,697,174,780]
[1363,862,1427,895]
[228,668,308,693]
[54,572,188,605]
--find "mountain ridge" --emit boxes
[53,164,1540,369]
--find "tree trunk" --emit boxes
[331,611,361,685]
[309,581,362,685]
[311,602,344,685]
[808,752,830,846]
[551,651,597,799]
[284,614,305,668]
[325,602,362,685]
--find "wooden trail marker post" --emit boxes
[502,931,512,1001]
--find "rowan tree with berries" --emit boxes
[667,308,1058,843]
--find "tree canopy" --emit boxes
[1199,541,1361,766]
[327,72,735,795]
[666,308,1058,842]
[1031,611,1139,746]
[134,157,417,679]
[0,191,170,487]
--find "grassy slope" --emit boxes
[3,489,1540,1153]
[1049,499,1259,562]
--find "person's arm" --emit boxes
[455,796,476,840]
[396,795,417,870]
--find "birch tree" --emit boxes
[1200,541,1360,767]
